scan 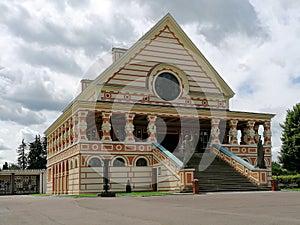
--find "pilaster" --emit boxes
[247,121,256,145]
[101,112,112,142]
[211,119,220,145]
[229,120,238,144]
[77,110,88,141]
[263,121,272,146]
[125,113,135,142]
[147,115,157,142]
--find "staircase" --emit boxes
[185,152,270,192]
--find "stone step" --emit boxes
[186,153,267,193]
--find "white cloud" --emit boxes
[0,0,299,164]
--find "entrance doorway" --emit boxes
[195,130,210,153]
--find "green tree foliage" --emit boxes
[17,139,28,169]
[2,162,20,170]
[279,103,300,173]
[7,163,20,170]
[272,162,283,178]
[27,135,47,169]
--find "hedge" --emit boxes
[272,174,300,186]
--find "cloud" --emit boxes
[272,146,281,162]
[0,1,136,58]
[0,0,299,166]
[133,0,267,44]
[19,45,83,75]
[19,127,39,143]
[0,98,46,125]
[0,67,73,112]
[0,138,10,151]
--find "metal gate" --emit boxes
[0,175,39,195]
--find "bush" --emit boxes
[273,174,300,187]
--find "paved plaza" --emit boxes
[0,191,299,225]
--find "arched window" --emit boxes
[113,158,125,167]
[74,159,78,168]
[88,158,102,167]
[136,158,148,167]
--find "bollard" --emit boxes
[271,179,279,191]
[192,178,199,194]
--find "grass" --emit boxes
[281,187,300,191]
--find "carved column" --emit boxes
[57,127,61,150]
[147,115,157,142]
[72,114,79,143]
[101,112,112,142]
[263,121,272,146]
[229,120,238,144]
[48,134,52,154]
[247,121,256,145]
[69,118,74,145]
[53,130,57,152]
[125,113,135,142]
[77,111,88,141]
[63,123,67,149]
[211,119,220,145]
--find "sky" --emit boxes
[1,0,300,166]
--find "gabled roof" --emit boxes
[78,13,235,101]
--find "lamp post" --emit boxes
[99,159,116,197]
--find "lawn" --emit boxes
[281,187,300,191]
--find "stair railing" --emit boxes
[152,143,183,176]
[212,144,269,186]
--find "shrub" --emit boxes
[273,174,300,187]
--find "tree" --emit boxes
[8,163,20,170]
[272,162,289,178]
[2,162,8,170]
[2,162,20,170]
[17,139,27,169]
[279,103,300,173]
[27,135,47,169]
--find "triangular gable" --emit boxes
[80,13,234,101]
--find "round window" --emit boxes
[154,72,181,101]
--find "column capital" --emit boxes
[229,119,238,126]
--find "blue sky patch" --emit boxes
[291,77,300,84]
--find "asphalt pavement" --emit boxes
[0,191,299,225]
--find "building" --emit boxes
[45,14,274,194]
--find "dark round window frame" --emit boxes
[154,72,181,101]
